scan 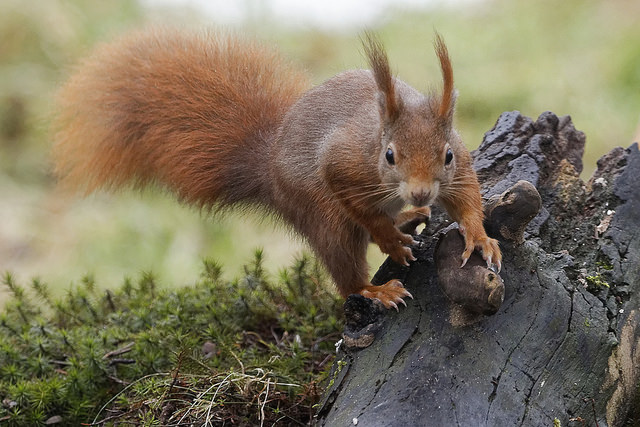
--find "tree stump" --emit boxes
[316,111,640,426]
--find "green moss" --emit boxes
[0,252,342,425]
[326,359,348,390]
[596,260,614,271]
[585,274,610,289]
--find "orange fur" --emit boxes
[54,29,309,210]
[434,33,454,119]
[362,32,400,123]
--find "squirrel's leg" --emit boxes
[439,174,502,272]
[310,225,412,309]
[365,214,418,267]
[324,170,416,266]
[333,201,418,267]
[394,206,431,235]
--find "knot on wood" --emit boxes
[342,294,385,349]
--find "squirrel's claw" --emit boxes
[389,245,415,267]
[459,229,502,273]
[485,256,501,273]
[460,255,469,268]
[359,280,412,310]
[482,237,502,273]
[461,247,502,272]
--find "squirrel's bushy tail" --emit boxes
[53,28,309,210]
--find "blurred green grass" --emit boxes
[1,0,638,297]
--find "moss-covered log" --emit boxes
[317,111,640,426]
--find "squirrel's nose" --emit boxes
[410,190,431,207]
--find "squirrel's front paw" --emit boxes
[377,233,417,267]
[395,206,431,235]
[390,245,417,267]
[459,226,502,272]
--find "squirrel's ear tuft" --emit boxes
[362,32,401,124]
[434,33,456,123]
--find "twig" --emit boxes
[83,408,138,426]
[107,358,136,366]
[166,351,185,398]
[102,342,135,359]
[317,353,333,369]
[259,378,271,427]
[229,349,245,375]
[200,373,233,427]
[583,397,599,427]
[107,375,131,386]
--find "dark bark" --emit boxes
[316,111,640,427]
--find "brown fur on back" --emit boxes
[53,28,309,210]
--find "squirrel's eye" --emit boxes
[444,148,454,166]
[385,147,395,165]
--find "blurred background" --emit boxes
[1,0,639,301]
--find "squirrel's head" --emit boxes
[365,32,459,208]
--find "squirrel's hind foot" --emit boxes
[358,280,413,311]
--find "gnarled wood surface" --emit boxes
[317,111,640,426]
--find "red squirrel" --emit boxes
[53,29,501,309]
